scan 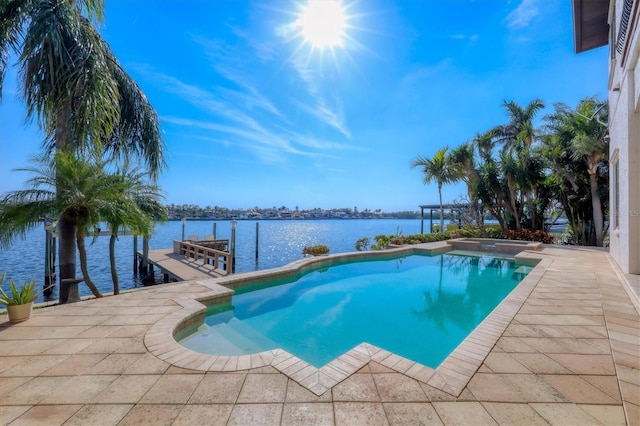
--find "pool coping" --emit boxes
[144,242,550,396]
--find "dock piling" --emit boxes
[255,222,259,263]
[133,235,138,274]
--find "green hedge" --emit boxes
[368,226,552,249]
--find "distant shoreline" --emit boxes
[167,216,432,221]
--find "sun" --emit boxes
[298,0,347,49]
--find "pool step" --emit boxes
[183,317,278,356]
[513,265,534,280]
[214,318,279,353]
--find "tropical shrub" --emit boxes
[355,237,370,251]
[302,245,330,256]
[363,225,552,248]
[502,229,555,244]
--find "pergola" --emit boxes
[418,203,470,234]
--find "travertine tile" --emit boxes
[1,376,71,405]
[0,354,69,377]
[481,402,549,425]
[332,373,380,401]
[383,402,443,425]
[467,373,568,403]
[237,373,288,403]
[0,406,31,426]
[482,353,530,373]
[41,375,117,404]
[432,401,497,425]
[85,353,144,374]
[227,403,283,425]
[92,374,161,404]
[509,353,572,375]
[578,404,627,426]
[139,374,203,404]
[541,374,620,404]
[286,380,332,402]
[122,352,170,374]
[281,402,334,426]
[64,404,133,426]
[10,404,82,426]
[334,402,389,426]
[189,373,246,404]
[173,404,233,426]
[530,403,603,425]
[118,404,183,426]
[581,375,624,403]
[40,353,106,376]
[372,373,428,402]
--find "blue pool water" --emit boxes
[179,251,533,368]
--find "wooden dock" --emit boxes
[139,239,233,282]
[142,249,229,281]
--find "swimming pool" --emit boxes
[178,251,533,368]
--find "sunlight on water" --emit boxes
[0,219,428,302]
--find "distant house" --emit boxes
[573,0,640,274]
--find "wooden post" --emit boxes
[231,220,237,274]
[43,220,54,297]
[430,210,434,233]
[213,222,217,239]
[255,222,259,263]
[133,235,138,274]
[140,236,149,276]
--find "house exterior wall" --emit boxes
[609,0,640,274]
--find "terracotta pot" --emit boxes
[7,301,34,323]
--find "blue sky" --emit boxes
[0,0,608,212]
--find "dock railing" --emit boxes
[173,239,232,274]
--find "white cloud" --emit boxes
[506,0,539,29]
[289,53,352,138]
[450,34,479,42]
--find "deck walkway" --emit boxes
[143,249,228,281]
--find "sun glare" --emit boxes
[299,0,346,49]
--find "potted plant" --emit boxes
[0,272,40,323]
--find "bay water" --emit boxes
[0,218,436,303]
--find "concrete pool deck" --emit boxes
[0,245,638,425]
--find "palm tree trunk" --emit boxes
[58,217,79,303]
[56,106,79,303]
[76,233,103,298]
[109,233,120,295]
[438,183,444,232]
[589,172,604,246]
[508,183,521,231]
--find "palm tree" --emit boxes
[568,99,608,246]
[493,99,545,151]
[500,150,523,231]
[0,151,150,298]
[476,160,508,231]
[1,0,165,302]
[101,167,167,294]
[543,98,608,246]
[411,147,462,232]
[450,143,483,226]
[492,99,546,230]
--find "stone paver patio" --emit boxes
[0,246,638,425]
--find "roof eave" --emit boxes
[572,0,610,53]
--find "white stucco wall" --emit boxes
[608,0,640,274]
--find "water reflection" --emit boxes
[415,254,518,333]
